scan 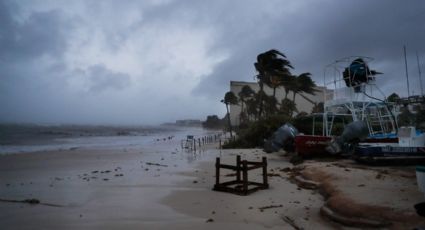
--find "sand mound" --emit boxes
[295,162,425,229]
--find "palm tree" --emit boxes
[279,98,297,117]
[262,93,279,117]
[254,49,293,117]
[290,73,318,117]
[238,85,255,123]
[221,91,238,138]
[282,75,297,99]
[245,97,259,121]
[311,102,324,113]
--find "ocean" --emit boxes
[0,124,221,154]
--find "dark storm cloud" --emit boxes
[0,1,70,62]
[1,0,425,124]
[192,0,425,98]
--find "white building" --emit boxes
[229,81,327,126]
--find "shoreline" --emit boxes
[1,138,425,229]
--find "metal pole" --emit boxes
[416,51,423,96]
[404,45,410,97]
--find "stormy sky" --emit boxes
[1,0,424,125]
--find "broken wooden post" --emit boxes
[236,155,241,182]
[242,160,248,194]
[215,157,220,186]
[262,157,269,188]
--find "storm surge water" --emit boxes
[0,124,219,154]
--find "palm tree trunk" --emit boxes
[298,93,316,105]
[239,101,244,124]
[258,82,264,119]
[291,92,297,117]
[226,104,233,138]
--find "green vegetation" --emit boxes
[212,50,425,150]
[221,91,238,138]
[221,49,319,148]
[202,115,225,129]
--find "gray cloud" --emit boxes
[77,65,131,93]
[1,0,424,124]
[0,1,70,62]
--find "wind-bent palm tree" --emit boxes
[238,85,255,124]
[254,49,293,118]
[221,91,238,138]
[290,73,318,117]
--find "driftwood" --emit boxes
[282,216,304,230]
[0,198,63,207]
[258,204,283,212]
[145,162,168,167]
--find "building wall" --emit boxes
[229,81,327,126]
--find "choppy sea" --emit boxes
[0,124,221,154]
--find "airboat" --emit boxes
[294,56,399,157]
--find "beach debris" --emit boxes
[206,218,214,223]
[213,155,269,196]
[376,173,385,180]
[0,198,39,204]
[146,162,168,167]
[267,173,283,178]
[258,204,283,212]
[103,178,109,181]
[0,198,64,207]
[289,155,304,165]
[193,180,198,184]
[281,216,304,230]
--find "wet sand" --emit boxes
[1,140,425,229]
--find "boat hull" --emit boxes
[295,135,398,157]
[355,145,425,159]
[294,135,331,157]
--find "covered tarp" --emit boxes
[264,123,298,153]
[343,58,382,92]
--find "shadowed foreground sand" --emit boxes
[1,141,424,229]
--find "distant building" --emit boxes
[229,81,328,126]
[175,119,202,126]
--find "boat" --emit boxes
[354,126,425,163]
[295,57,399,157]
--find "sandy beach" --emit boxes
[1,132,425,229]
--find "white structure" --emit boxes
[229,81,327,126]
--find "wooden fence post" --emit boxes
[262,157,268,187]
[236,155,241,182]
[215,158,220,186]
[242,160,248,194]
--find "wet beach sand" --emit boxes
[1,137,425,229]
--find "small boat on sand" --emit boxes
[354,126,425,163]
